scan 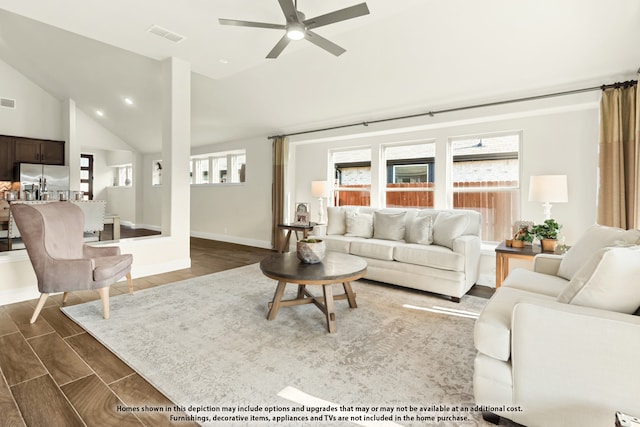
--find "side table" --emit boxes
[277,222,316,253]
[494,241,540,288]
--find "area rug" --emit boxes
[62,263,492,426]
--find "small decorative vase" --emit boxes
[541,239,557,252]
[296,240,326,264]
[511,239,524,248]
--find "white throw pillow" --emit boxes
[373,211,407,241]
[432,213,469,250]
[557,224,640,280]
[345,211,373,238]
[407,214,436,245]
[326,207,347,235]
[557,246,640,314]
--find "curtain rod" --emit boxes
[267,79,638,140]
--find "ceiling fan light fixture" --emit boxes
[286,23,305,40]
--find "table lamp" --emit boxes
[528,175,568,220]
[311,180,329,224]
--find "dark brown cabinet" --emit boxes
[0,136,13,180]
[14,138,65,165]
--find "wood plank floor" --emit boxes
[0,230,507,427]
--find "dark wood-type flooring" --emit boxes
[0,228,515,427]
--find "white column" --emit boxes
[161,57,191,256]
[62,99,81,191]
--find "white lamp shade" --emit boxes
[528,175,568,203]
[311,180,329,198]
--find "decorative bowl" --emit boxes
[296,239,326,264]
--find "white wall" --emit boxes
[0,59,62,139]
[290,92,601,286]
[140,138,273,247]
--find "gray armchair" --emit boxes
[10,201,133,323]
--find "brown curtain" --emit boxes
[271,136,288,249]
[597,82,640,229]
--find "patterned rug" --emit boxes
[62,263,491,426]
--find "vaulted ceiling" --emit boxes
[0,0,638,153]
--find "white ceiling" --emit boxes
[0,0,639,153]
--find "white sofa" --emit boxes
[473,224,640,427]
[311,206,481,302]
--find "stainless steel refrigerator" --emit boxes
[18,163,70,200]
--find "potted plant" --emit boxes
[296,238,326,264]
[532,219,561,252]
[512,226,533,248]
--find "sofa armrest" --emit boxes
[453,235,481,284]
[532,253,563,276]
[510,300,640,426]
[41,258,95,292]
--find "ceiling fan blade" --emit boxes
[277,0,299,23]
[305,31,346,56]
[266,34,292,58]
[218,18,285,30]
[304,3,370,30]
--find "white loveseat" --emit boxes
[312,206,481,302]
[473,224,640,427]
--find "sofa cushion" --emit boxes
[350,238,401,261]
[320,235,356,254]
[502,268,569,298]
[557,246,640,313]
[557,224,640,280]
[326,207,347,235]
[407,214,436,245]
[393,244,464,271]
[474,287,555,361]
[433,212,469,249]
[373,211,407,241]
[345,211,373,238]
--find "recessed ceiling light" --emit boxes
[219,59,229,64]
[124,97,134,105]
[96,110,104,117]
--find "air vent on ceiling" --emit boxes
[147,24,186,43]
[0,98,16,109]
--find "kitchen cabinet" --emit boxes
[13,138,65,165]
[0,136,12,180]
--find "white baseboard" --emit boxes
[189,231,272,250]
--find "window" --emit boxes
[450,133,520,242]
[384,142,435,208]
[113,165,133,187]
[80,154,93,199]
[331,148,371,206]
[190,150,246,184]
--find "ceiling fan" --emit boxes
[219,0,370,58]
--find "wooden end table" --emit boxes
[277,222,316,253]
[260,251,367,333]
[495,241,564,287]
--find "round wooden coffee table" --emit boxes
[259,251,367,333]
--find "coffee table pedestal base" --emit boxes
[267,282,357,333]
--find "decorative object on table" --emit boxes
[296,238,326,264]
[311,180,329,224]
[532,218,561,252]
[528,174,568,220]
[294,202,310,225]
[512,224,533,248]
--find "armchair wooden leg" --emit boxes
[62,292,70,305]
[126,272,133,295]
[30,294,49,324]
[98,287,110,320]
